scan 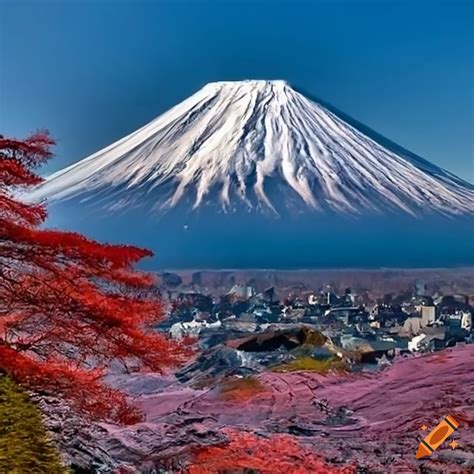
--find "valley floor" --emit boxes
[47,344,474,473]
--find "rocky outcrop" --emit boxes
[226,325,327,352]
[34,395,120,473]
[176,346,258,388]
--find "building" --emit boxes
[401,316,423,336]
[408,334,426,352]
[169,319,222,339]
[227,283,255,299]
[246,285,256,299]
[461,311,472,331]
[308,294,318,306]
[421,306,436,327]
[324,307,364,325]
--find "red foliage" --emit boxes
[0,132,193,423]
[188,429,355,474]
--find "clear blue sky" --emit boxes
[1,0,473,181]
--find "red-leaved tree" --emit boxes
[0,132,192,424]
[188,429,355,474]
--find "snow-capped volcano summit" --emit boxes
[28,80,473,217]
[26,80,474,268]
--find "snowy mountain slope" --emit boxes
[27,80,473,217]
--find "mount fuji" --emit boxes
[26,80,474,268]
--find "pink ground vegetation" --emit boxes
[102,345,473,472]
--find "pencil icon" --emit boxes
[416,414,459,459]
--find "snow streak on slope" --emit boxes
[28,80,473,216]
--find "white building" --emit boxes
[461,311,472,331]
[421,306,436,327]
[169,319,221,339]
[408,334,427,352]
[308,294,318,306]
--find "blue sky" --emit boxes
[1,0,473,181]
